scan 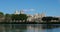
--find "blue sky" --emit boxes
[0,0,60,16]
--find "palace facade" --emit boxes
[14,10,46,22]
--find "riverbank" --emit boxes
[0,22,60,24]
[0,21,40,24]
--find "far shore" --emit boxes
[0,21,60,24]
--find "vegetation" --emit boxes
[0,12,4,22]
[11,14,28,22]
[42,17,59,21]
[0,12,28,23]
[42,17,53,21]
[0,12,60,24]
[42,16,59,24]
[0,12,4,18]
[4,14,11,22]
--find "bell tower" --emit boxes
[15,10,20,14]
[20,10,24,14]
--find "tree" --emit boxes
[42,17,59,23]
[5,14,11,22]
[11,14,19,20]
[19,14,28,21]
[52,17,59,20]
[42,17,53,23]
[11,14,28,22]
[0,12,4,18]
[0,12,4,22]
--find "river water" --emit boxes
[0,24,60,32]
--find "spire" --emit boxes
[41,8,46,17]
[20,9,24,14]
[15,10,20,14]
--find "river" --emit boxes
[0,24,60,32]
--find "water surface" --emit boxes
[0,24,60,32]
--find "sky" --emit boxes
[0,0,60,16]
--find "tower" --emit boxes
[20,10,24,14]
[15,10,20,14]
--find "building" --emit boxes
[14,10,46,22]
[27,13,46,22]
[20,10,24,14]
[15,10,24,14]
[15,10,20,14]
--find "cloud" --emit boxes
[23,8,35,12]
[29,9,35,11]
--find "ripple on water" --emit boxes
[0,24,60,32]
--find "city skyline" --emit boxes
[0,0,60,16]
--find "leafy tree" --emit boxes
[0,12,4,22]
[42,17,59,23]
[11,14,19,20]
[11,14,28,22]
[0,12,4,18]
[5,14,11,22]
[52,17,59,20]
[19,14,28,21]
[42,17,53,23]
[42,17,53,21]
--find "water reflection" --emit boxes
[0,24,60,32]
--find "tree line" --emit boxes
[0,12,28,22]
[0,12,59,23]
[42,16,59,23]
